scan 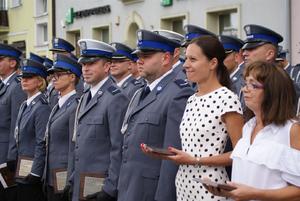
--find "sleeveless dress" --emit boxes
[175,87,242,201]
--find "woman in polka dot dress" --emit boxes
[166,36,244,201]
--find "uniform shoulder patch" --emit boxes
[108,85,121,95]
[174,79,190,88]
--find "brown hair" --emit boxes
[243,61,297,125]
[190,35,231,88]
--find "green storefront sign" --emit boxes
[65,8,74,24]
[161,0,172,7]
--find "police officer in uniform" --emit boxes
[48,38,84,108]
[219,35,245,97]
[7,59,51,201]
[0,44,26,201]
[153,30,187,80]
[242,24,300,113]
[69,39,129,201]
[43,54,82,201]
[110,42,144,99]
[117,30,194,201]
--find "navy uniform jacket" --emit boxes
[47,80,84,109]
[43,94,78,186]
[285,64,300,115]
[71,78,129,201]
[0,73,26,164]
[230,63,246,112]
[121,75,144,99]
[8,93,50,177]
[117,71,194,201]
[172,61,187,80]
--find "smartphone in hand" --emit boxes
[193,178,236,191]
[146,145,176,156]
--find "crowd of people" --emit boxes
[0,23,299,201]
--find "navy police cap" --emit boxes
[0,43,22,61]
[183,25,216,42]
[50,38,75,53]
[43,57,53,69]
[29,52,45,64]
[219,35,244,52]
[20,59,48,78]
[243,24,283,50]
[78,39,115,64]
[133,29,181,54]
[111,42,135,61]
[48,54,82,77]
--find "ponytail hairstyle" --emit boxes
[190,35,231,88]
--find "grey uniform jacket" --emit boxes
[0,73,26,164]
[8,93,50,177]
[121,75,144,99]
[117,71,194,201]
[47,79,84,109]
[172,61,187,80]
[43,94,78,186]
[71,78,129,201]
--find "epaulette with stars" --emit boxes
[107,86,121,95]
[174,79,190,88]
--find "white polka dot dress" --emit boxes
[175,87,242,201]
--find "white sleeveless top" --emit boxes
[231,118,300,191]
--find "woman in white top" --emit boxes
[206,61,300,200]
[142,36,244,201]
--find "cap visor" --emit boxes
[47,67,66,74]
[242,41,267,50]
[112,55,128,60]
[49,48,68,52]
[19,72,36,78]
[78,57,101,64]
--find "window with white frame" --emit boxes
[206,6,240,37]
[35,0,47,16]
[161,15,187,35]
[0,0,7,10]
[11,0,21,8]
[93,26,110,43]
[36,23,48,45]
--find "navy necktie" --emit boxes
[140,86,150,102]
[86,91,92,106]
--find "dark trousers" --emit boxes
[0,185,17,201]
[17,182,45,201]
[47,185,64,201]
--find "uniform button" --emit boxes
[76,146,79,149]
[123,145,128,149]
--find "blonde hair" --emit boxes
[37,76,47,92]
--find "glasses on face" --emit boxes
[51,72,71,80]
[242,81,264,90]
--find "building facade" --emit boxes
[55,0,294,63]
[0,0,53,57]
